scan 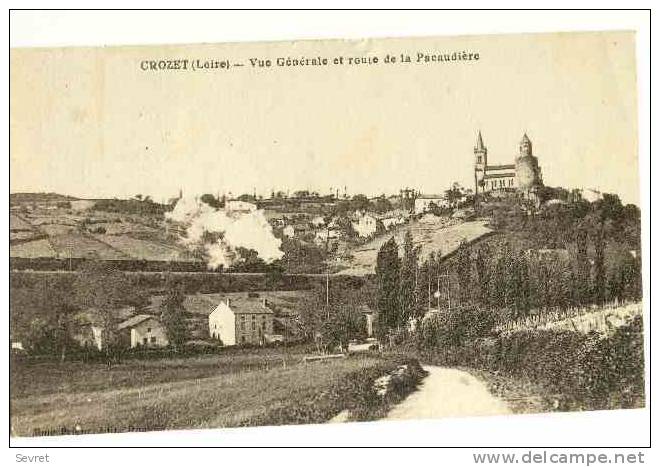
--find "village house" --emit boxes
[117,314,169,349]
[377,209,409,231]
[311,215,326,227]
[225,199,258,213]
[71,307,135,350]
[314,227,341,245]
[208,296,276,346]
[71,316,105,351]
[414,195,448,214]
[351,212,380,237]
[283,223,310,239]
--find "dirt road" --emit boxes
[386,366,511,420]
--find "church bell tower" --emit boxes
[474,131,488,197]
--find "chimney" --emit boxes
[262,298,268,308]
[225,298,231,307]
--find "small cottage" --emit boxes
[117,314,169,348]
[351,212,380,237]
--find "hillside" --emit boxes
[336,217,493,276]
[10,194,190,263]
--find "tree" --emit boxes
[371,196,393,214]
[573,225,591,306]
[74,262,144,360]
[418,305,495,348]
[200,193,223,209]
[375,237,401,335]
[160,278,188,350]
[298,281,373,352]
[335,215,357,239]
[592,225,607,304]
[510,252,531,318]
[445,183,464,208]
[399,230,419,324]
[454,240,472,305]
[279,238,326,274]
[350,194,371,212]
[472,246,490,306]
[11,283,77,360]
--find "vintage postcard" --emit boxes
[9,31,643,439]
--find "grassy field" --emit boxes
[11,350,423,436]
[336,218,492,275]
[9,239,57,258]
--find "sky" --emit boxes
[10,31,640,205]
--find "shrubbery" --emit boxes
[416,316,644,412]
[244,356,426,426]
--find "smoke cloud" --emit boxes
[167,197,284,269]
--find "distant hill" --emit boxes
[10,192,78,204]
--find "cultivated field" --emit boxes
[336,218,492,275]
[94,234,184,261]
[47,232,129,260]
[9,206,189,262]
[10,351,411,436]
[9,239,57,258]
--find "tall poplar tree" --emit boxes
[375,237,401,335]
[399,231,419,325]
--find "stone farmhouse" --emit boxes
[208,296,277,346]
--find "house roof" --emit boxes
[117,314,159,330]
[149,294,219,316]
[73,307,135,327]
[224,297,274,315]
[415,194,444,200]
[151,291,309,317]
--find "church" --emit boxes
[473,131,543,199]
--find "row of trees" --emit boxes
[373,193,642,338]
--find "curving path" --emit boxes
[386,366,511,420]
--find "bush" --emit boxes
[418,306,496,348]
[244,355,426,426]
[416,317,644,412]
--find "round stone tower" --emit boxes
[515,133,542,191]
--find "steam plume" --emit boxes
[167,197,283,269]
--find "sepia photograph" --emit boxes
[8,19,647,450]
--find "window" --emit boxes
[143,337,148,345]
[147,327,151,333]
[150,337,156,344]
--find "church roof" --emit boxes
[486,164,515,171]
[521,133,531,144]
[484,172,515,180]
[475,131,486,151]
